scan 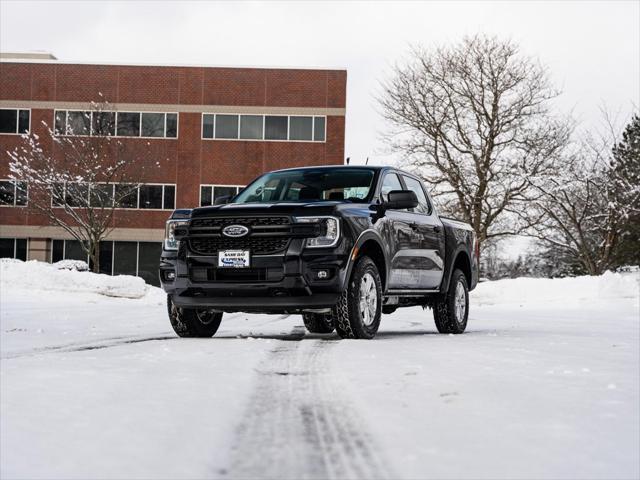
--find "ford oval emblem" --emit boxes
[222,225,249,238]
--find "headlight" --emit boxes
[295,216,340,248]
[164,220,188,250]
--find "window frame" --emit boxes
[0,108,31,135]
[200,113,327,143]
[53,110,179,139]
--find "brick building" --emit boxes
[0,53,347,285]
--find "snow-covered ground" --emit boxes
[1,260,638,480]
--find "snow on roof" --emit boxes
[0,52,346,72]
[0,51,57,60]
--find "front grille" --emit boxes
[187,215,295,255]
[190,216,291,229]
[189,237,290,255]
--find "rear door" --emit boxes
[399,174,445,289]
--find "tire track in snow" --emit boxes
[2,312,247,359]
[1,335,177,359]
[224,327,393,480]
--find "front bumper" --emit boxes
[160,238,351,313]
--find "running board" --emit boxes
[385,289,439,295]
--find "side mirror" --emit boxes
[383,190,419,210]
[214,195,232,205]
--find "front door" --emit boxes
[399,175,445,289]
[379,172,430,289]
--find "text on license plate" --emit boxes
[218,250,250,268]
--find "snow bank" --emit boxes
[0,259,150,299]
[473,270,640,306]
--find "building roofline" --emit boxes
[0,55,347,72]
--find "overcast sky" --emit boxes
[1,0,638,166]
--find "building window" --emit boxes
[141,113,165,137]
[54,110,178,138]
[215,115,239,139]
[0,238,28,260]
[165,113,178,138]
[201,114,326,142]
[202,114,214,138]
[0,180,27,206]
[240,115,263,140]
[137,242,162,286]
[67,111,91,135]
[200,185,243,206]
[0,109,30,134]
[90,184,115,207]
[139,185,163,209]
[163,185,175,210]
[289,116,313,141]
[116,112,141,137]
[313,116,325,141]
[52,182,175,210]
[65,183,89,208]
[265,116,288,140]
[114,184,138,209]
[92,111,116,136]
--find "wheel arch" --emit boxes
[344,230,389,292]
[443,249,472,292]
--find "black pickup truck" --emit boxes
[160,166,478,339]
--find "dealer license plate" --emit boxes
[218,250,250,268]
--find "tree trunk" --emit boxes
[90,240,100,274]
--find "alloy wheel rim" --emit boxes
[359,272,378,326]
[454,281,466,323]
[196,309,217,325]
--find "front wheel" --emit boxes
[433,269,469,334]
[333,256,382,339]
[167,295,223,338]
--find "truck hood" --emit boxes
[190,201,349,218]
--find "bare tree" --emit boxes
[8,102,156,273]
[525,112,640,275]
[379,35,571,251]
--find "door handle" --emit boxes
[432,226,441,233]
[409,222,420,231]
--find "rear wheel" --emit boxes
[333,256,382,339]
[302,312,334,334]
[433,269,468,334]
[167,295,223,338]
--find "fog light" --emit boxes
[165,270,176,281]
[316,270,328,279]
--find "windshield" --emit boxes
[232,168,377,204]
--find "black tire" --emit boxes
[167,295,223,338]
[433,269,469,334]
[302,312,335,334]
[333,256,382,339]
